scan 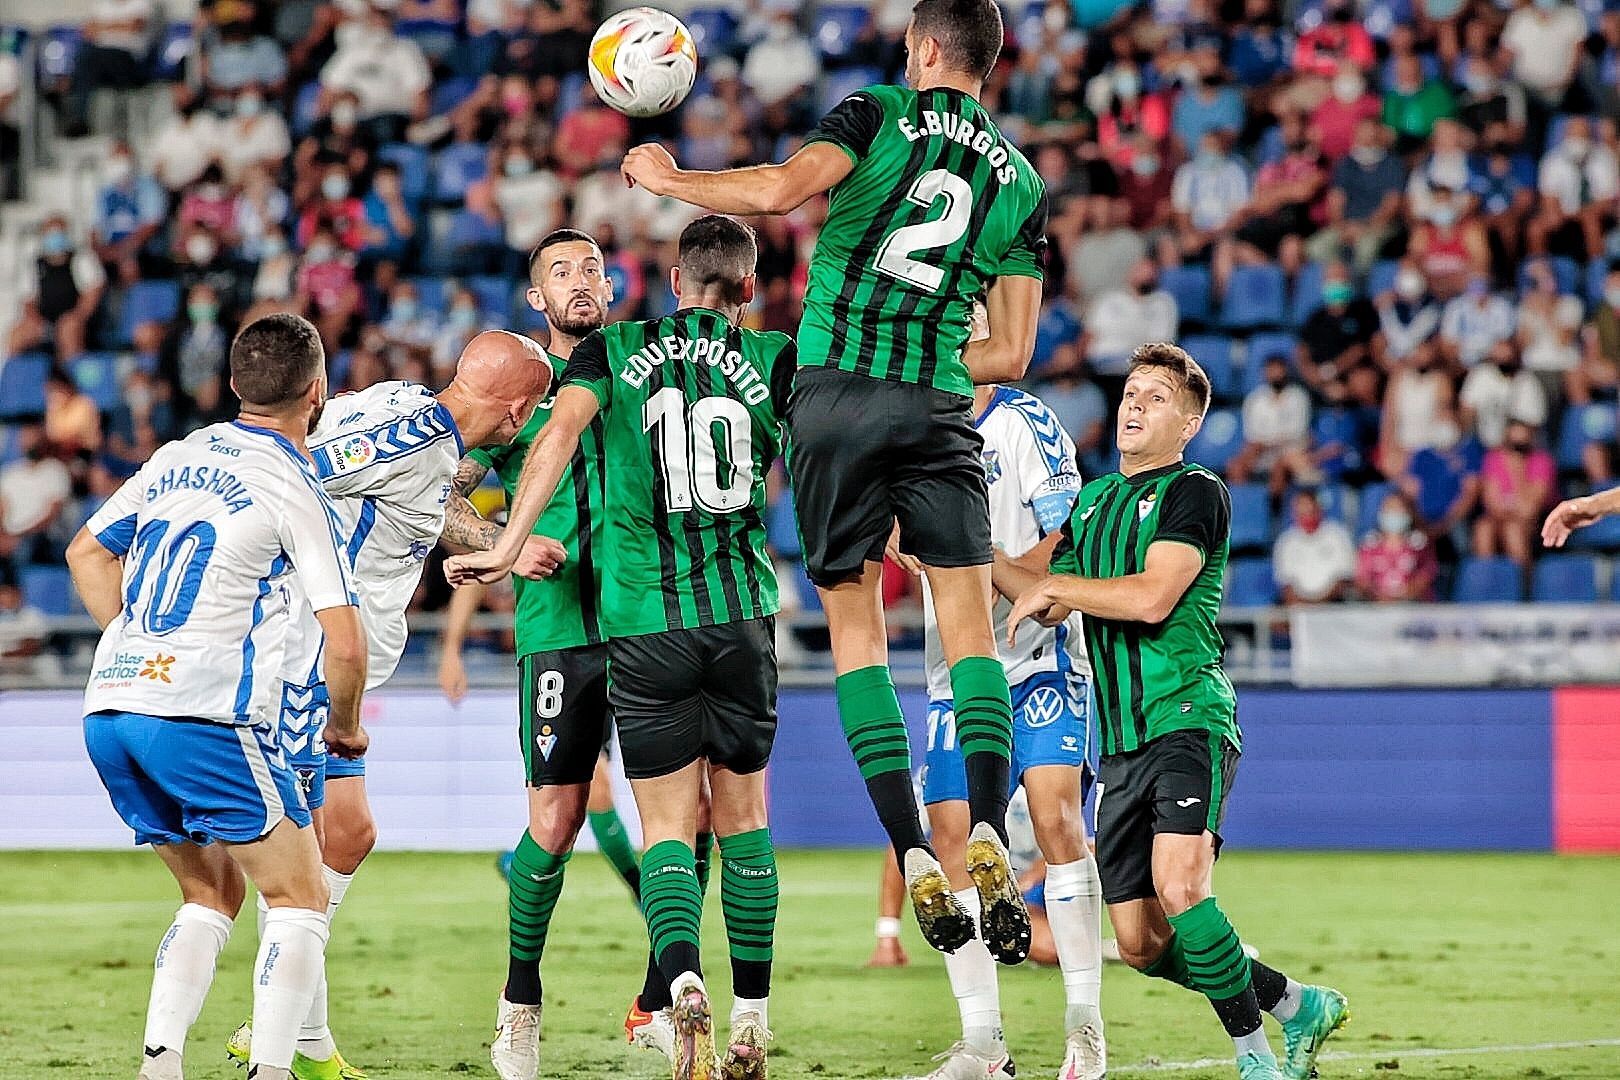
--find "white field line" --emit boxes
[1105,1038,1620,1074]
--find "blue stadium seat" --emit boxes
[1532,555,1599,602]
[795,561,823,614]
[1519,256,1581,296]
[1453,556,1524,602]
[815,4,872,63]
[37,25,83,81]
[1032,299,1081,372]
[1241,331,1301,392]
[1312,482,1353,525]
[818,66,883,116]
[1186,407,1242,473]
[20,565,74,616]
[1556,404,1616,471]
[468,275,515,321]
[1225,557,1277,606]
[1181,334,1240,401]
[0,425,19,465]
[70,352,122,412]
[1228,483,1274,550]
[1160,265,1212,327]
[395,18,458,62]
[1366,259,1400,299]
[291,80,323,138]
[431,76,481,118]
[1567,512,1620,551]
[1220,265,1287,329]
[766,493,801,559]
[683,7,740,54]
[407,276,448,314]
[150,22,193,81]
[1288,261,1327,327]
[0,353,51,418]
[433,142,488,206]
[380,144,431,204]
[1587,258,1611,307]
[1355,480,1395,540]
[516,303,549,333]
[119,280,182,345]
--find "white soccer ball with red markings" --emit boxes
[586,7,699,118]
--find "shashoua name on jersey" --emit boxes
[924,387,1087,698]
[83,422,356,726]
[561,308,795,638]
[1052,463,1238,757]
[468,350,605,655]
[800,83,1049,398]
[282,380,468,691]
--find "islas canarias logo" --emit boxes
[139,654,177,683]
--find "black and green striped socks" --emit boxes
[836,665,928,856]
[639,831,714,1012]
[949,656,1014,841]
[641,839,704,990]
[719,828,778,1001]
[588,807,641,896]
[506,832,571,1005]
[1166,897,1266,1044]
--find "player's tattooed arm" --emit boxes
[441,458,501,552]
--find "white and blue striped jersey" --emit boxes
[83,422,357,726]
[924,386,1089,698]
[282,381,464,692]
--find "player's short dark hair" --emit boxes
[677,215,757,306]
[230,313,325,411]
[1128,342,1212,417]
[911,0,1004,81]
[527,228,600,285]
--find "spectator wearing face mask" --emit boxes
[296,228,363,349]
[1293,0,1376,78]
[232,164,292,261]
[219,84,292,181]
[1118,132,1174,233]
[174,224,244,320]
[1083,256,1179,394]
[1401,414,1483,561]
[432,285,492,374]
[6,216,106,360]
[0,426,73,571]
[1170,48,1243,154]
[1085,61,1172,170]
[200,0,289,104]
[1529,118,1620,263]
[1515,258,1584,403]
[360,161,416,266]
[1410,189,1490,301]
[1454,55,1527,147]
[1231,354,1320,495]
[245,227,298,316]
[91,142,167,285]
[1069,198,1148,304]
[1468,133,1536,276]
[1273,490,1357,604]
[742,9,821,109]
[1459,342,1547,448]
[1307,119,1406,274]
[1312,366,1384,484]
[1231,115,1327,276]
[298,166,369,251]
[1502,0,1590,113]
[1406,120,1478,224]
[1440,277,1516,369]
[1382,53,1456,154]
[177,165,238,239]
[172,283,232,423]
[1356,491,1437,601]
[150,86,226,192]
[1374,262,1442,365]
[104,369,178,477]
[379,280,440,360]
[1473,420,1554,567]
[1379,343,1452,474]
[1167,132,1250,281]
[296,90,376,206]
[1578,266,1620,400]
[492,142,564,256]
[1312,63,1382,163]
[319,0,431,142]
[1299,263,1377,386]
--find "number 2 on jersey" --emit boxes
[643,388,755,514]
[873,168,974,292]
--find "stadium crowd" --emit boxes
[4,0,1620,644]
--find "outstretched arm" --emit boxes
[1543,486,1620,547]
[441,457,500,552]
[1007,541,1204,646]
[621,141,854,215]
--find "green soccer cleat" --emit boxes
[226,1021,367,1079]
[1236,1050,1286,1080]
[1279,985,1349,1079]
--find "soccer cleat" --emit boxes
[490,995,542,1080]
[671,977,716,1080]
[965,823,1032,965]
[720,1010,771,1080]
[626,996,678,1063]
[902,848,975,954]
[1279,985,1350,1080]
[910,1041,1017,1080]
[226,1022,367,1080]
[1057,1021,1106,1080]
[1237,1051,1287,1080]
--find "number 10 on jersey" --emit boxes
[642,388,755,514]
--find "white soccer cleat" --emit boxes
[625,997,678,1063]
[1058,1020,1107,1080]
[489,995,541,1080]
[911,1041,1017,1080]
[720,1009,771,1080]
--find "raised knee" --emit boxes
[1114,936,1160,971]
[1156,880,1209,917]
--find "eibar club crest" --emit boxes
[1138,490,1158,521]
[536,724,558,762]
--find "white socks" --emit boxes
[142,903,234,1065]
[296,866,354,1060]
[1044,857,1105,1033]
[1268,976,1304,1022]
[942,887,1003,1053]
[250,907,330,1070]
[731,995,769,1028]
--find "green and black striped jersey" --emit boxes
[467,349,605,655]
[1052,462,1239,756]
[560,308,795,638]
[800,83,1049,399]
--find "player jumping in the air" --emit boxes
[620,0,1048,961]
[1007,344,1349,1080]
[227,330,552,1079]
[67,314,367,1080]
[434,228,690,1080]
[446,216,792,1080]
[907,382,1105,1080]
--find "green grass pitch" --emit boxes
[2,850,1618,1079]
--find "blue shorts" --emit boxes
[84,711,310,847]
[1023,880,1046,910]
[921,669,1091,806]
[278,681,329,810]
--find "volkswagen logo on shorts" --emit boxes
[1022,686,1066,729]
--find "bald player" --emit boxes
[228,331,554,1079]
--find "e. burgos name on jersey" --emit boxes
[619,332,772,405]
[896,109,1020,185]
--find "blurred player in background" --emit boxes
[229,329,552,1079]
[621,0,1049,964]
[1008,344,1348,1080]
[66,314,367,1080]
[447,216,793,1080]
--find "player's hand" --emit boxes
[512,535,567,580]
[885,525,924,577]
[324,723,369,760]
[1542,496,1603,548]
[1007,577,1071,647]
[969,297,990,343]
[865,937,909,968]
[438,650,468,704]
[444,548,516,587]
[622,143,678,194]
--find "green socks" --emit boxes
[1143,933,1193,988]
[588,807,641,896]
[836,666,929,855]
[506,831,571,1005]
[1167,897,1253,1001]
[719,828,778,999]
[949,656,1014,837]
[641,839,704,984]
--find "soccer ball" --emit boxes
[586,7,699,118]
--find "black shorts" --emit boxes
[608,618,778,780]
[786,367,992,587]
[518,645,612,788]
[1094,729,1240,906]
